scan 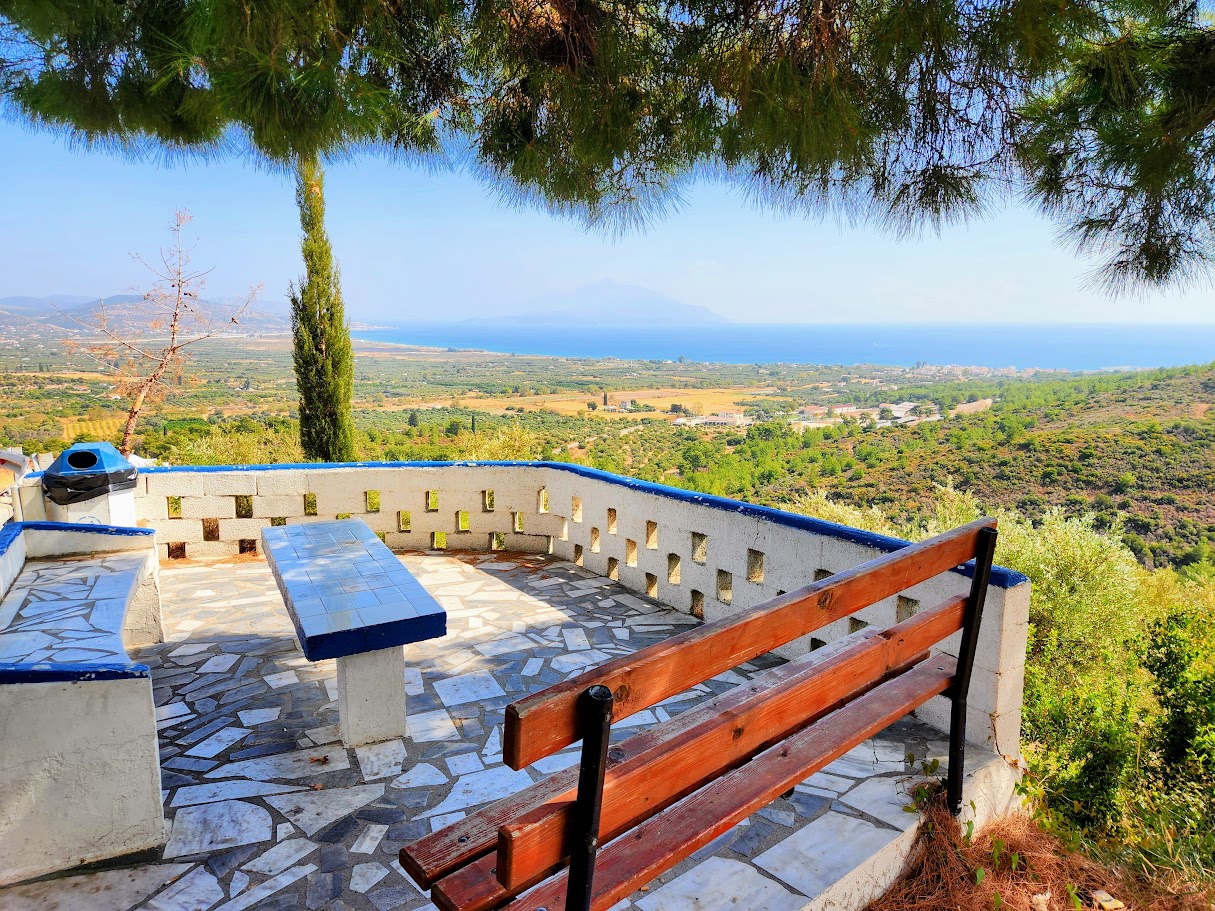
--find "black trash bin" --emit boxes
[42,442,138,525]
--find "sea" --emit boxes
[354,323,1215,372]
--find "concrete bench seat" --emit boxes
[0,522,165,886]
[263,518,446,747]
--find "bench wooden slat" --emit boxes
[403,627,879,888]
[500,658,957,911]
[504,518,993,768]
[423,596,964,909]
[496,594,964,890]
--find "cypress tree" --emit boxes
[291,156,355,462]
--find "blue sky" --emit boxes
[1,123,1209,324]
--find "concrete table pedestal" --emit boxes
[336,646,408,747]
[263,518,447,750]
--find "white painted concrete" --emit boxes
[0,677,164,886]
[336,646,408,747]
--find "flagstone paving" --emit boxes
[1,551,952,911]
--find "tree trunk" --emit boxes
[290,155,356,462]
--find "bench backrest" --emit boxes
[403,518,999,911]
[504,516,996,769]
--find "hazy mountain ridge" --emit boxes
[0,294,292,337]
[472,280,728,326]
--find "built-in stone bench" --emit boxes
[262,518,447,748]
[0,521,165,886]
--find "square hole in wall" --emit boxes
[849,617,870,634]
[167,542,186,560]
[425,490,439,512]
[537,488,549,514]
[304,493,318,516]
[271,516,287,527]
[375,531,386,543]
[482,490,495,512]
[336,512,352,520]
[607,508,618,534]
[811,638,827,651]
[645,521,658,550]
[645,573,658,598]
[625,539,638,567]
[431,531,447,550]
[607,556,620,581]
[574,544,584,566]
[365,490,380,513]
[690,589,705,620]
[896,595,920,623]
[167,496,182,518]
[239,539,257,555]
[814,568,833,582]
[746,549,765,584]
[667,553,681,585]
[456,510,471,532]
[513,512,525,533]
[490,531,506,551]
[590,527,601,553]
[717,570,733,604]
[398,510,411,532]
[202,518,219,542]
[571,497,583,523]
[691,532,708,564]
[235,495,253,519]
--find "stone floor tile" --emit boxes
[432,670,505,706]
[265,784,385,836]
[836,776,921,831]
[356,740,408,780]
[242,838,318,875]
[0,863,192,911]
[143,866,224,911]
[754,812,902,899]
[636,857,805,911]
[164,801,274,858]
[350,862,389,893]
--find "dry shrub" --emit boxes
[865,793,1213,911]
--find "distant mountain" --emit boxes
[0,294,291,337]
[480,281,728,326]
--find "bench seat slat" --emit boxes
[496,594,966,890]
[402,628,878,888]
[504,518,993,768]
[501,657,957,911]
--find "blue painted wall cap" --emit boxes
[45,442,133,477]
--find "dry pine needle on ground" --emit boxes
[864,793,1212,911]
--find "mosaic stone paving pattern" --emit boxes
[0,553,147,669]
[1,551,953,911]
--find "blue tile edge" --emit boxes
[137,459,1028,588]
[0,520,154,560]
[299,613,448,662]
[0,661,150,684]
[0,521,21,559]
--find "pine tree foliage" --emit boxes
[2,1,1214,291]
[291,156,355,462]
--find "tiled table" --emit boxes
[262,519,446,746]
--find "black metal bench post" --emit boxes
[947,526,998,814]
[566,685,614,911]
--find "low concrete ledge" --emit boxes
[0,521,166,886]
[0,675,164,886]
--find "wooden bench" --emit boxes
[399,519,999,911]
[261,517,447,747]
